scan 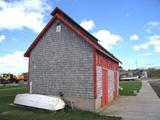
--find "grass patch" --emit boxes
[119,81,142,96]
[0,85,24,90]
[0,85,121,120]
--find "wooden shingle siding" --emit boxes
[29,19,94,98]
[24,8,122,112]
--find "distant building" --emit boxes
[140,70,148,79]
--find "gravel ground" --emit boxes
[149,80,160,98]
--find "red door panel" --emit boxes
[101,69,108,107]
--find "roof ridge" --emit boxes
[24,7,121,63]
[50,7,121,63]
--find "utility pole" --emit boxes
[135,60,138,69]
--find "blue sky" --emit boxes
[0,0,160,74]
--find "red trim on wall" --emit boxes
[27,58,30,93]
[24,12,121,64]
[24,15,57,57]
[93,49,97,99]
[56,14,97,48]
[95,51,119,71]
[56,14,120,63]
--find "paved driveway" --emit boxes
[100,80,160,120]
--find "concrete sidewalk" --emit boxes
[100,80,160,120]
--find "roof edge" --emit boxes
[24,7,122,64]
[24,16,57,57]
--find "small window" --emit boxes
[56,23,61,32]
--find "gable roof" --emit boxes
[24,7,121,63]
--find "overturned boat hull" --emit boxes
[14,93,65,111]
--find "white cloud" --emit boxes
[145,21,160,33]
[148,21,160,27]
[154,45,160,52]
[150,35,160,52]
[80,20,122,49]
[133,35,160,53]
[80,20,95,31]
[0,35,5,42]
[92,29,122,49]
[130,34,139,41]
[133,44,148,50]
[0,0,51,33]
[137,52,152,56]
[0,51,28,75]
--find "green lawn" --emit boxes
[0,85,24,89]
[0,86,121,120]
[119,80,142,96]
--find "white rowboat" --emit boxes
[14,93,65,111]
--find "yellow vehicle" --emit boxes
[17,74,24,81]
[16,73,28,81]
[0,73,18,84]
